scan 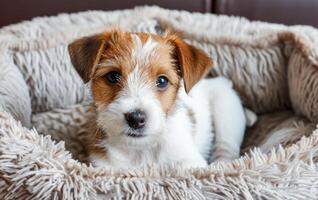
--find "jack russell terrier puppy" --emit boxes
[68,30,254,169]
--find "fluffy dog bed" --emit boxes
[1,6,318,199]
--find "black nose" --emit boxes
[124,110,146,129]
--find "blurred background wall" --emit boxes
[1,0,318,28]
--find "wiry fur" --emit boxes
[68,30,250,169]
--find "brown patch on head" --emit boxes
[145,46,180,113]
[164,32,212,93]
[69,30,181,112]
[90,31,133,105]
[129,32,180,113]
[90,73,121,104]
[68,30,211,114]
[68,32,111,82]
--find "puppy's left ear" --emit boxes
[68,34,107,83]
[167,35,212,93]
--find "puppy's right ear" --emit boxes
[68,34,107,83]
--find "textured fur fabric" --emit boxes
[1,6,318,199]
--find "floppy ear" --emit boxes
[168,35,212,93]
[68,34,107,83]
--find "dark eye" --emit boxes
[105,71,121,85]
[156,76,169,90]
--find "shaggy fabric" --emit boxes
[1,6,318,199]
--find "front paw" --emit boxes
[211,147,239,162]
[183,158,208,168]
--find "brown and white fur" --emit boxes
[68,30,251,169]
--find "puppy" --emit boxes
[68,30,249,169]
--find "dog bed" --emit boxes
[1,6,318,199]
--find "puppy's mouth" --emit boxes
[125,130,146,138]
[127,133,145,138]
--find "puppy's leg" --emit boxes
[204,77,246,161]
[167,137,208,168]
[164,119,208,168]
[177,146,208,168]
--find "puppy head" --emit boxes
[68,30,211,146]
